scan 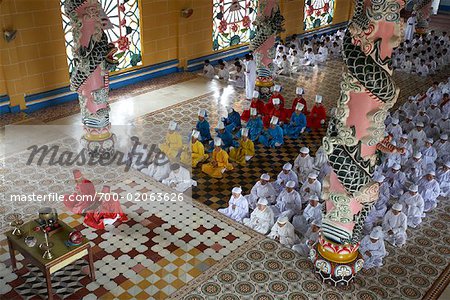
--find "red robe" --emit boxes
[291,96,309,115]
[307,104,327,129]
[241,99,266,121]
[84,199,128,230]
[265,93,286,113]
[263,106,288,127]
[63,179,96,214]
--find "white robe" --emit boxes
[271,189,302,220]
[243,206,274,235]
[268,221,299,247]
[161,167,196,192]
[245,181,277,209]
[404,16,417,41]
[399,192,425,228]
[434,140,450,163]
[231,70,245,89]
[359,235,387,269]
[218,195,249,222]
[203,64,215,79]
[408,129,427,151]
[300,180,322,202]
[292,203,322,235]
[245,60,257,99]
[418,178,440,212]
[386,170,406,198]
[275,170,299,192]
[420,145,437,167]
[292,227,319,256]
[141,161,171,182]
[217,68,229,82]
[294,155,315,183]
[437,169,450,197]
[364,183,390,233]
[382,210,407,247]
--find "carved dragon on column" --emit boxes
[413,0,432,34]
[65,0,118,156]
[310,0,405,285]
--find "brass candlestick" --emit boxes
[40,232,54,260]
[10,214,24,237]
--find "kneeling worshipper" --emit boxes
[259,116,284,148]
[197,109,212,142]
[300,173,322,202]
[218,187,249,223]
[202,137,234,178]
[268,216,300,248]
[291,87,308,115]
[307,95,327,129]
[84,185,128,230]
[241,91,265,122]
[64,170,96,215]
[437,161,450,197]
[418,170,441,212]
[243,198,275,235]
[364,175,390,233]
[141,150,171,182]
[294,147,315,183]
[243,108,264,141]
[274,163,299,192]
[224,106,242,132]
[359,227,387,269]
[159,120,183,160]
[382,203,408,248]
[386,163,406,199]
[245,173,278,209]
[292,195,323,235]
[162,163,197,192]
[284,103,307,139]
[229,128,255,166]
[271,181,302,220]
[180,130,208,167]
[292,219,321,256]
[399,184,424,228]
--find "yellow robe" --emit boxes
[181,140,208,167]
[229,139,255,166]
[202,149,234,178]
[159,132,183,160]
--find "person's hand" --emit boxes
[365,251,372,257]
[388,230,394,235]
[275,236,280,241]
[305,188,310,193]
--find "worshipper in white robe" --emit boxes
[268,216,300,247]
[359,227,387,269]
[414,110,429,126]
[203,60,215,79]
[437,161,450,197]
[408,122,427,151]
[386,118,402,141]
[404,14,417,41]
[425,121,440,142]
[313,146,332,183]
[418,171,441,212]
[299,173,322,203]
[141,151,171,182]
[218,187,249,223]
[274,163,299,192]
[438,113,450,134]
[416,60,429,77]
[244,54,257,100]
[245,173,278,209]
[426,103,441,122]
[294,147,315,183]
[243,198,274,235]
[399,184,425,228]
[271,181,302,220]
[382,203,408,248]
[292,195,322,235]
[364,175,390,233]
[301,48,316,66]
[316,43,328,63]
[162,163,197,192]
[217,62,230,82]
[404,151,427,183]
[402,96,418,117]
[434,134,450,164]
[398,134,413,160]
[386,164,406,198]
[401,115,416,133]
[382,141,401,171]
[292,219,321,256]
[426,82,443,106]
[277,55,292,76]
[421,138,438,169]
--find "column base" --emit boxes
[81,133,116,158]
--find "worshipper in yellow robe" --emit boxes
[181,130,209,167]
[202,137,234,178]
[159,121,183,160]
[229,128,255,166]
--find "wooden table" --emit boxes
[6,220,95,300]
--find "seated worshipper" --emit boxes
[159,121,183,160]
[263,98,288,127]
[266,84,286,111]
[441,93,450,115]
[399,184,424,228]
[218,187,249,223]
[259,116,284,148]
[229,128,255,166]
[364,175,390,233]
[141,150,171,181]
[382,203,407,248]
[126,143,149,171]
[359,227,387,269]
[83,185,128,230]
[180,130,209,167]
[196,109,212,142]
[434,134,450,165]
[64,170,97,215]
[162,163,197,192]
[404,152,426,184]
[386,118,402,141]
[241,91,265,122]
[330,41,341,58]
[315,42,329,63]
[243,198,275,235]
[313,146,332,183]
[268,216,300,247]
[301,48,316,66]
[274,163,299,192]
[284,103,307,139]
[418,171,440,212]
[201,137,234,178]
[438,113,450,134]
[231,63,245,89]
[271,181,302,220]
[292,219,321,256]
[381,141,401,172]
[402,96,418,117]
[294,147,315,183]
[245,173,277,209]
[437,161,450,197]
[425,121,440,142]
[211,121,238,150]
[386,163,406,198]
[277,55,292,76]
[408,122,427,151]
[243,108,264,141]
[223,106,242,132]
[203,59,215,79]
[307,95,327,129]
[300,172,322,203]
[217,61,229,82]
[416,59,429,76]
[414,109,429,125]
[401,115,415,133]
[421,138,437,168]
[291,87,309,115]
[292,195,323,235]
[426,103,441,123]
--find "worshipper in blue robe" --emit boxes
[196,109,211,142]
[284,103,307,139]
[259,116,284,148]
[237,108,263,141]
[209,121,238,150]
[223,107,242,132]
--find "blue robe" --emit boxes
[284,112,306,139]
[237,117,263,141]
[196,120,211,142]
[224,111,242,132]
[210,129,239,150]
[259,125,284,148]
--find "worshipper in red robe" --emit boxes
[265,84,286,112]
[307,95,327,129]
[63,170,96,215]
[263,98,288,127]
[241,91,266,122]
[291,87,309,116]
[84,185,128,230]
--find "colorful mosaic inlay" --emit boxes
[303,0,335,31]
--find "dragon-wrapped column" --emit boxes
[309,0,405,286]
[414,0,432,35]
[65,0,118,157]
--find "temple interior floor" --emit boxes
[1,46,450,300]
